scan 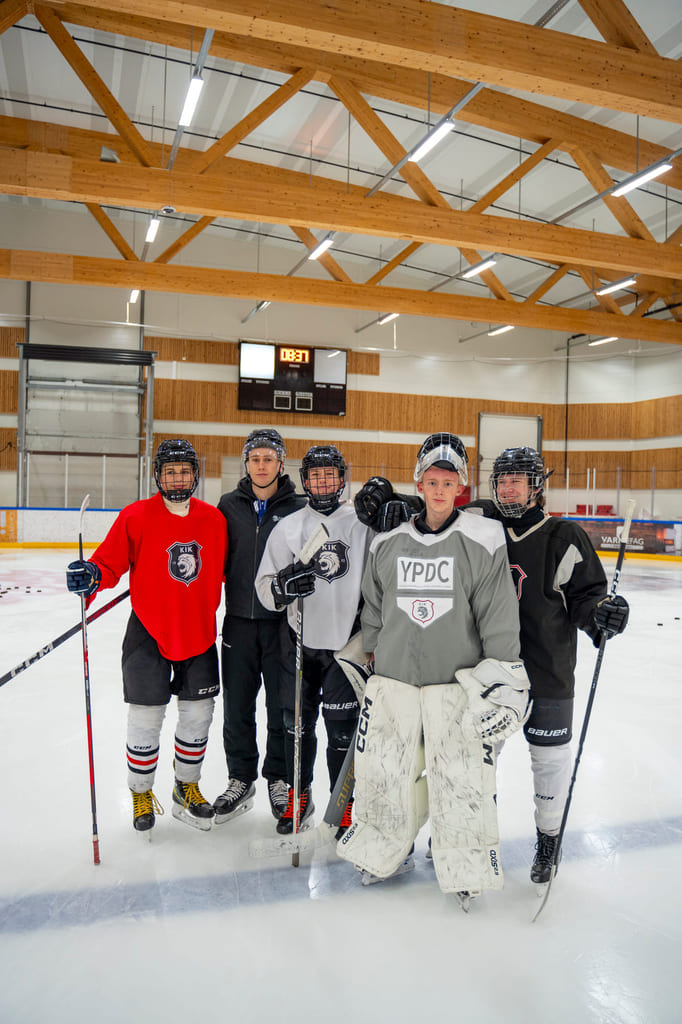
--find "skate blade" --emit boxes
[134,826,154,842]
[455,891,480,912]
[171,805,213,831]
[534,881,550,898]
[360,856,415,886]
[214,798,254,825]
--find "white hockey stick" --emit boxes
[290,522,328,867]
[533,499,635,922]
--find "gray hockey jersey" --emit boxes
[255,502,372,651]
[361,511,521,685]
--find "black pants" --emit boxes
[279,624,359,792]
[220,615,286,784]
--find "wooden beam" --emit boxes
[366,243,422,285]
[2,246,681,345]
[0,0,27,36]
[522,264,570,305]
[4,148,682,281]
[289,226,352,283]
[571,148,655,242]
[85,204,138,261]
[57,0,682,121]
[34,6,154,167]
[576,0,658,54]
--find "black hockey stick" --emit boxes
[77,496,101,866]
[291,522,329,868]
[533,498,635,922]
[0,588,130,689]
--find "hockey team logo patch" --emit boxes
[313,541,350,583]
[397,596,453,627]
[509,563,527,599]
[167,541,202,585]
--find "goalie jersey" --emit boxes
[361,510,520,685]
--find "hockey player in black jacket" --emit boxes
[213,429,305,824]
[354,445,629,888]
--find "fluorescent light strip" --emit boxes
[460,257,497,280]
[179,76,204,127]
[308,235,335,260]
[410,121,453,164]
[588,336,619,347]
[145,217,160,243]
[487,324,515,336]
[611,163,672,197]
[595,276,637,296]
[129,289,140,304]
[377,312,400,325]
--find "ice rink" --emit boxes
[0,546,680,1024]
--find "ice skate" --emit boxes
[360,853,415,886]
[172,779,215,831]
[276,786,314,835]
[131,788,164,838]
[214,779,255,824]
[455,890,480,913]
[267,779,289,820]
[335,797,354,841]
[531,829,561,891]
[425,836,433,861]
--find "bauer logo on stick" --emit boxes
[167,541,202,585]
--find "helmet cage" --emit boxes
[414,432,469,485]
[242,428,286,479]
[154,439,200,502]
[489,446,546,518]
[300,445,346,512]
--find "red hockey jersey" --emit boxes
[90,493,227,661]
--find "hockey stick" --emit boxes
[290,522,329,868]
[533,499,636,922]
[0,588,130,689]
[77,495,101,866]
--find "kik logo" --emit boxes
[167,541,202,585]
[314,541,350,583]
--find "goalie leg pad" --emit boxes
[421,683,503,893]
[457,658,531,742]
[337,676,425,878]
[529,741,572,834]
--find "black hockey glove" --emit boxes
[354,477,394,527]
[593,595,629,638]
[376,499,412,532]
[66,560,102,597]
[271,559,317,606]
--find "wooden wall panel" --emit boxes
[0,370,18,414]
[144,336,380,376]
[0,427,17,471]
[0,326,23,358]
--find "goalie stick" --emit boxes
[0,588,130,689]
[290,522,329,867]
[533,499,636,922]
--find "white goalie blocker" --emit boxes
[337,675,504,893]
[456,658,531,742]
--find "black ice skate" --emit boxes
[455,890,480,913]
[214,780,256,824]
[172,779,215,831]
[276,786,314,835]
[531,828,561,887]
[267,779,289,820]
[131,788,164,836]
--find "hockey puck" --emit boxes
[657,623,663,626]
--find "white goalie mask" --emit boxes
[413,432,469,486]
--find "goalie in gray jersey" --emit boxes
[337,433,530,908]
[255,445,372,838]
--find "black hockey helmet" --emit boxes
[300,444,346,512]
[489,446,549,517]
[153,439,200,502]
[242,428,286,477]
[413,432,469,485]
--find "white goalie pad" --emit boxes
[457,659,531,743]
[334,632,374,702]
[421,683,503,893]
[337,675,428,878]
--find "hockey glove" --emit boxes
[376,500,413,532]
[271,559,317,606]
[66,560,102,597]
[354,477,395,527]
[457,659,532,743]
[593,595,629,638]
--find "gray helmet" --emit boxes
[489,446,547,517]
[414,432,468,485]
[153,439,200,502]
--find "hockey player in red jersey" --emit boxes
[66,440,227,834]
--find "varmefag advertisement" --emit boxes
[575,518,682,556]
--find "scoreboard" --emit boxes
[238,341,347,415]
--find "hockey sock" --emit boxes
[127,704,166,791]
[174,698,214,783]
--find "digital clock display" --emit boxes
[279,347,310,364]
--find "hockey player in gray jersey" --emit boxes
[337,433,530,908]
[255,445,371,837]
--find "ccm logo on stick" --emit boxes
[397,557,454,590]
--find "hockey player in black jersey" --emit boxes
[354,445,630,888]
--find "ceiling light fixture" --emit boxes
[460,256,498,280]
[308,234,335,260]
[179,75,205,127]
[129,289,140,304]
[595,276,637,296]
[611,163,673,197]
[377,312,400,325]
[487,324,515,336]
[410,121,454,164]
[145,217,160,244]
[588,335,619,347]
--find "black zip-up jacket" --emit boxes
[217,474,305,620]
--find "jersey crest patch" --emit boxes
[397,596,453,628]
[509,563,527,599]
[167,541,202,585]
[313,541,350,584]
